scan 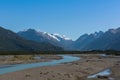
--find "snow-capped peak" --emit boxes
[53,33,72,40]
[19,29,72,42]
[54,33,63,38]
[43,32,47,34]
[42,32,72,41]
[46,33,60,41]
[62,35,71,40]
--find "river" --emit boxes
[0,55,80,75]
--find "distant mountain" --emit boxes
[74,31,104,50]
[74,28,120,51]
[17,27,120,51]
[53,33,74,49]
[0,27,63,51]
[18,29,73,50]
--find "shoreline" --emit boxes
[0,54,63,65]
[0,54,120,80]
[0,55,79,75]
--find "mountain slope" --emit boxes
[0,27,63,51]
[83,28,120,50]
[18,29,73,50]
[75,28,120,51]
[17,27,120,51]
[74,31,104,50]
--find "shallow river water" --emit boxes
[0,55,80,75]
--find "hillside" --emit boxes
[74,28,120,51]
[18,29,73,50]
[0,27,63,51]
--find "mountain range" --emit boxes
[18,27,120,51]
[75,28,120,51]
[18,29,73,50]
[0,27,63,51]
[0,26,120,51]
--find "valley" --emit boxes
[0,0,120,80]
[0,52,120,80]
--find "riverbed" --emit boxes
[0,55,80,75]
[0,54,120,80]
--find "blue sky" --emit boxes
[0,0,120,40]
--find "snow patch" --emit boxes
[54,33,71,40]
[47,33,60,41]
